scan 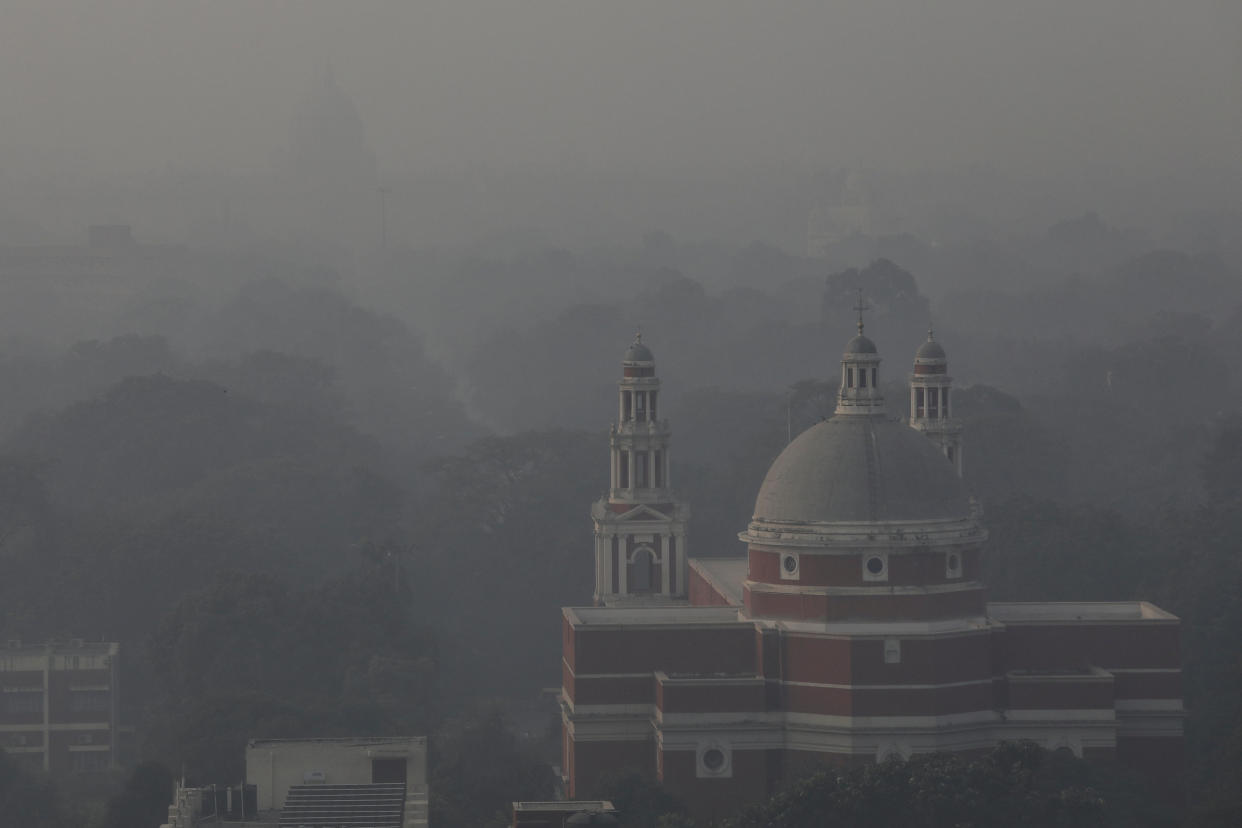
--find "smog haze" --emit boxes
[1,0,1238,178]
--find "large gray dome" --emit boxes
[753,415,970,524]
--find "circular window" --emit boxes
[947,554,960,571]
[866,556,885,575]
[702,748,726,772]
[782,555,798,573]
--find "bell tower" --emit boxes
[909,327,963,475]
[591,335,689,605]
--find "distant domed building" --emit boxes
[561,326,1183,822]
[288,63,376,187]
[807,170,903,257]
[275,64,378,251]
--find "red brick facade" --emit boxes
[562,592,1184,817]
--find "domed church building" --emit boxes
[560,327,1184,821]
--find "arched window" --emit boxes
[628,546,658,593]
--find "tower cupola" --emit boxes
[909,326,963,475]
[836,296,885,416]
[614,334,662,457]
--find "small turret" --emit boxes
[908,326,963,475]
[836,292,885,416]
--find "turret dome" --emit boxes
[623,336,654,364]
[913,329,949,376]
[845,334,878,354]
[916,338,946,360]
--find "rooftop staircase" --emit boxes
[278,783,405,828]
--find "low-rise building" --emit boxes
[245,736,428,828]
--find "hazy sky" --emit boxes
[0,1,1238,178]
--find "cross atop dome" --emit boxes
[853,288,869,336]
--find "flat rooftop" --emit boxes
[777,615,996,636]
[689,557,747,605]
[564,605,744,627]
[2,641,119,655]
[513,801,616,813]
[987,601,1178,623]
[247,736,426,748]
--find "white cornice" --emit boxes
[742,516,986,550]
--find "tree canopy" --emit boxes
[727,742,1166,828]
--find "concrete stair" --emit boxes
[278,783,405,828]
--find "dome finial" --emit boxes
[853,288,869,336]
[927,322,935,341]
